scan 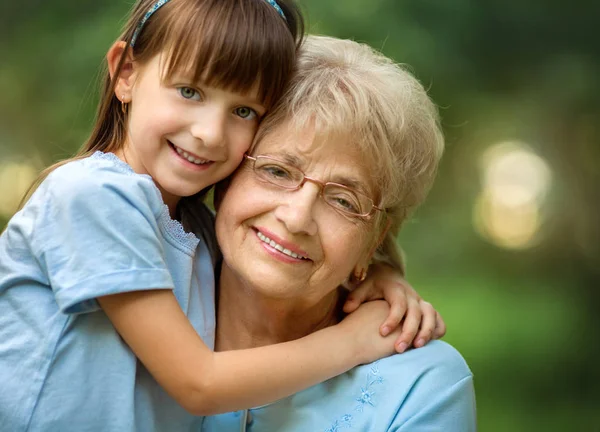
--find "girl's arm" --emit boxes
[343,263,447,353]
[99,292,398,416]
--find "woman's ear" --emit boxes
[352,217,392,282]
[107,41,137,103]
[350,239,377,284]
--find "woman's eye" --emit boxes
[178,87,201,101]
[235,106,257,120]
[327,194,361,214]
[262,165,290,179]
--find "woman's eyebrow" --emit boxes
[329,176,371,195]
[264,151,302,167]
[263,151,372,193]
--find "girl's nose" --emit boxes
[190,109,226,149]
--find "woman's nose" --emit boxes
[273,183,319,236]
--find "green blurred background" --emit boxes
[1,0,598,430]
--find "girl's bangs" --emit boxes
[153,0,295,108]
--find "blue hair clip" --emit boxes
[130,0,171,47]
[264,0,287,20]
[130,0,287,47]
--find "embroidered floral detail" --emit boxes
[325,361,384,431]
[355,363,384,412]
[355,388,374,412]
[91,151,199,251]
[325,414,353,432]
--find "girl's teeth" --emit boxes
[256,231,306,260]
[174,146,210,165]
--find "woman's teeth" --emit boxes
[174,146,211,165]
[257,231,308,260]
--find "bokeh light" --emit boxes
[0,161,39,218]
[474,141,552,249]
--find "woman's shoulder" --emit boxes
[311,341,475,431]
[357,340,473,405]
[376,339,472,381]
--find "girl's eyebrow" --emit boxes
[241,94,266,111]
[163,73,193,85]
[164,74,266,108]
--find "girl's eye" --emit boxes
[234,106,258,120]
[178,87,201,101]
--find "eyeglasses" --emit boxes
[243,154,384,219]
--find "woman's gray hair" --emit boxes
[253,35,445,273]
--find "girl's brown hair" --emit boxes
[21,0,304,208]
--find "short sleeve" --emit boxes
[390,343,477,431]
[32,164,175,314]
[392,375,476,431]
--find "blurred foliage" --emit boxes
[1,0,598,430]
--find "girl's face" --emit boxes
[120,53,266,210]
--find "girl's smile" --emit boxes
[169,141,214,169]
[171,142,212,165]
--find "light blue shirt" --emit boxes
[202,340,476,432]
[0,152,216,431]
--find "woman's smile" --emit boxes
[254,227,310,262]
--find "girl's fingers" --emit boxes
[394,298,422,353]
[342,280,373,313]
[379,292,407,336]
[412,301,436,348]
[433,311,447,339]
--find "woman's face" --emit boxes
[215,120,380,303]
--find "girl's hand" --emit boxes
[342,263,446,353]
[339,300,404,364]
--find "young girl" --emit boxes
[0,0,443,430]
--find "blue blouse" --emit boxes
[202,340,476,431]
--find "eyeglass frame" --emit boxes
[243,154,385,219]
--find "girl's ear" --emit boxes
[107,41,137,103]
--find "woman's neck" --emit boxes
[215,264,346,352]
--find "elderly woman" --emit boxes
[200,35,476,431]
